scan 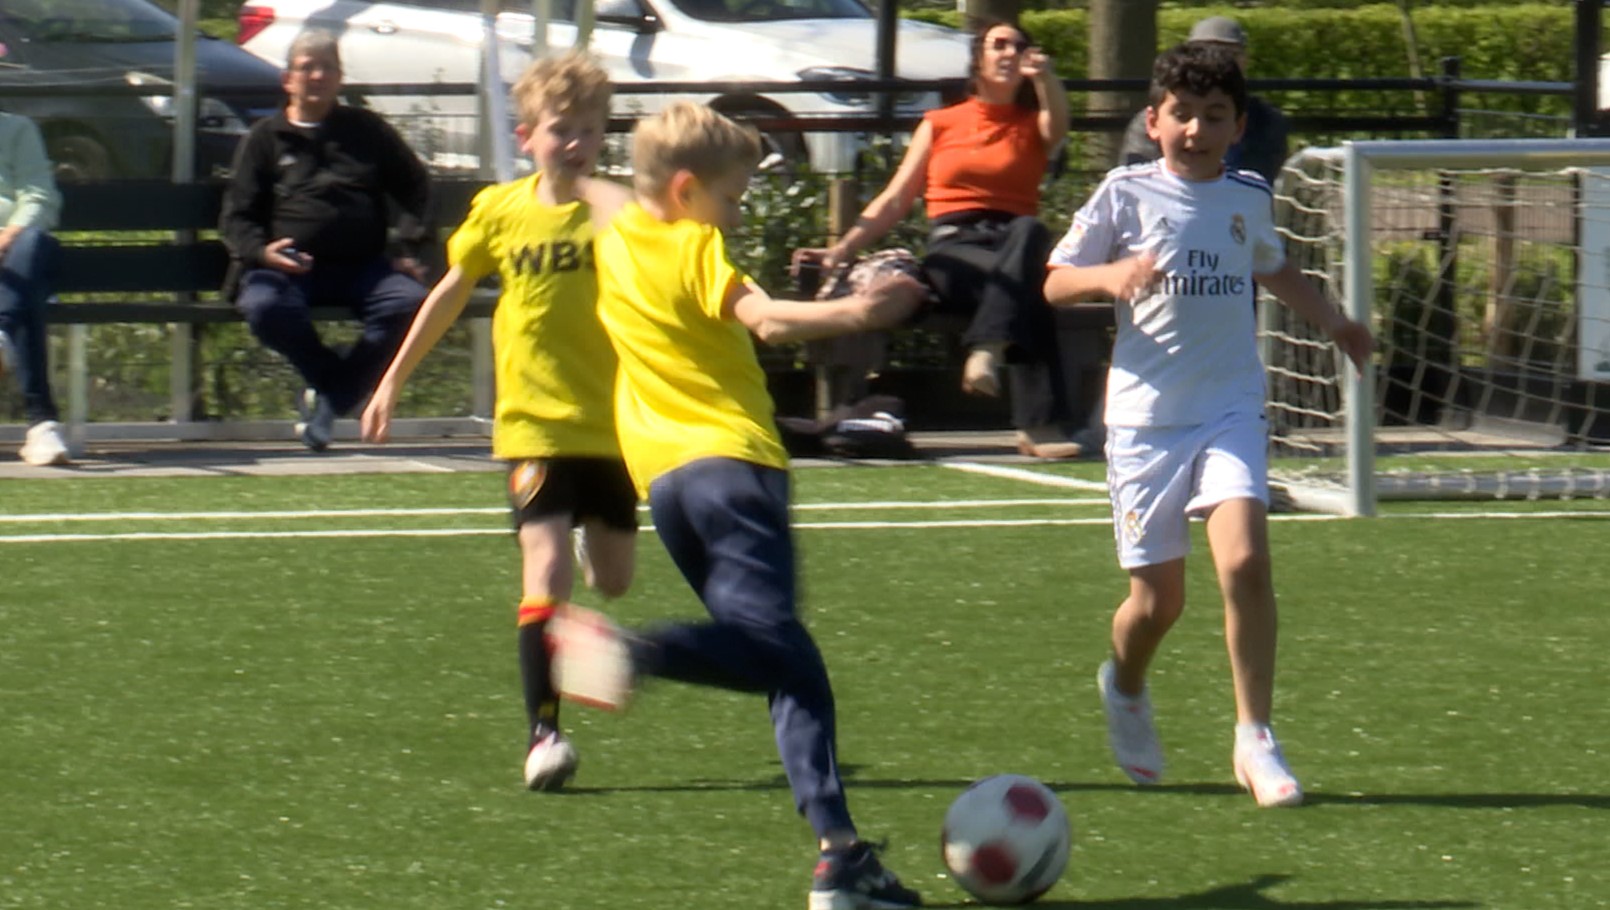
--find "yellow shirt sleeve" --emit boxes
[447,186,499,283]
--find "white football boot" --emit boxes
[546,605,635,711]
[524,729,579,791]
[1097,659,1165,785]
[1233,726,1304,808]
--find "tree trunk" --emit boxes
[1087,0,1158,167]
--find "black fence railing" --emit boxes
[0,58,1579,134]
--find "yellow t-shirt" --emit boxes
[448,173,619,460]
[594,203,789,496]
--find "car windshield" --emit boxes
[0,0,176,43]
[661,0,871,23]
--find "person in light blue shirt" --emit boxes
[0,110,68,465]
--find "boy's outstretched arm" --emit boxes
[578,176,633,231]
[728,273,925,344]
[1256,261,1374,374]
[1044,252,1160,306]
[362,265,475,443]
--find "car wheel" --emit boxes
[715,103,808,175]
[48,132,116,183]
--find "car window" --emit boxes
[661,0,870,22]
[0,0,176,42]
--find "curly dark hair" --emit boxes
[964,18,1040,111]
[1146,41,1247,116]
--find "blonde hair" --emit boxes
[630,102,762,198]
[511,51,612,128]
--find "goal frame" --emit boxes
[1275,137,1610,517]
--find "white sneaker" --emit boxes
[524,729,579,791]
[546,605,635,711]
[19,420,70,466]
[1097,659,1164,785]
[1233,726,1304,808]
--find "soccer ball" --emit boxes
[940,774,1071,905]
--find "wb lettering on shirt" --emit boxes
[509,240,591,275]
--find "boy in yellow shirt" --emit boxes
[361,53,637,793]
[547,102,926,910]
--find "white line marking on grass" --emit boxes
[942,461,1109,491]
[1386,509,1610,520]
[796,517,1115,530]
[0,514,1322,544]
[794,498,1110,510]
[0,528,513,543]
[0,498,1107,524]
[0,506,1602,544]
[0,507,507,523]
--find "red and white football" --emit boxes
[940,774,1071,905]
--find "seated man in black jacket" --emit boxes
[1116,16,1289,185]
[219,29,431,451]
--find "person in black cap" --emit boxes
[1117,15,1290,184]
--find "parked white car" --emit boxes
[235,0,972,172]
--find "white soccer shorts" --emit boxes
[1105,411,1270,569]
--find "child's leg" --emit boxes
[1110,559,1187,694]
[1105,423,1197,693]
[516,516,576,733]
[575,517,636,599]
[1204,496,1300,807]
[643,459,857,842]
[1203,497,1276,725]
[1190,413,1277,726]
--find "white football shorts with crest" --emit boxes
[1104,410,1270,569]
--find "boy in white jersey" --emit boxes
[1044,42,1371,808]
[361,53,638,792]
[545,102,927,910]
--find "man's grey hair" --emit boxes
[287,29,342,70]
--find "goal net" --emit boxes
[1263,139,1610,514]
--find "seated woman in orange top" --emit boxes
[793,19,1087,458]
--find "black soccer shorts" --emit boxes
[506,457,638,531]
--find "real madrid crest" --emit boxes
[1230,213,1246,245]
[509,460,548,509]
[1123,509,1145,544]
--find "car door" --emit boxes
[298,0,487,166]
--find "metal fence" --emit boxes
[0,63,1591,437]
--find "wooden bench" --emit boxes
[46,178,495,449]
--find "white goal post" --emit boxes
[1263,138,1610,516]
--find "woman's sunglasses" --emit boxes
[989,36,1030,53]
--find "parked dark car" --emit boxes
[0,0,283,181]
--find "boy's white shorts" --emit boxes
[1105,410,1269,570]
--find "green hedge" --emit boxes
[974,0,1574,11]
[913,4,1586,132]
[914,4,1584,81]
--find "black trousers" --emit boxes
[643,459,853,839]
[921,213,1072,431]
[235,256,426,415]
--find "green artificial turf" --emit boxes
[1,468,1605,909]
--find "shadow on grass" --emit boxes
[567,775,1195,797]
[1304,791,1610,810]
[570,774,1610,813]
[924,873,1479,910]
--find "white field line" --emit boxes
[0,507,508,523]
[0,498,1107,525]
[0,507,1603,544]
[942,461,1110,491]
